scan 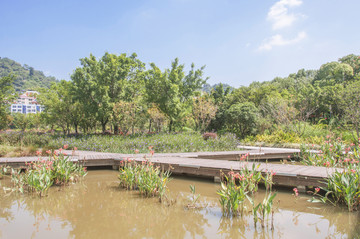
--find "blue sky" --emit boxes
[1,0,359,87]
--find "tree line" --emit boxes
[1,53,360,142]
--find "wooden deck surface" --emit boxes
[0,147,335,188]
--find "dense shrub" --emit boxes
[202,132,217,140]
[225,102,259,139]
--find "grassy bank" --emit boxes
[0,131,240,155]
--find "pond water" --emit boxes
[0,170,359,239]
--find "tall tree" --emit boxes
[0,75,15,129]
[145,58,207,132]
[71,53,145,133]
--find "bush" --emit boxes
[202,132,217,140]
[225,102,259,139]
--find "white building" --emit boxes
[10,91,44,114]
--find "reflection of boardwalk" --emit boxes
[0,147,335,188]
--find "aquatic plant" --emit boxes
[186,184,201,209]
[310,164,360,212]
[247,171,277,229]
[5,146,87,196]
[118,154,172,202]
[217,171,248,217]
[0,165,9,179]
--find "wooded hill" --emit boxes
[0,57,58,91]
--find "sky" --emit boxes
[1,0,359,87]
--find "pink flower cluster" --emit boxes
[293,188,299,197]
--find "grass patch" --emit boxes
[46,132,240,153]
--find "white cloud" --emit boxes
[267,0,303,30]
[258,31,306,51]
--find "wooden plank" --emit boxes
[0,149,335,188]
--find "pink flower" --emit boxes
[74,147,78,151]
[36,151,42,156]
[293,188,299,197]
[271,171,276,176]
[46,150,51,155]
[150,150,154,156]
[315,187,320,193]
[288,155,291,159]
[134,149,139,154]
[63,144,68,149]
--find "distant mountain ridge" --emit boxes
[202,82,233,93]
[0,57,59,91]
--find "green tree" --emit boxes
[339,54,360,77]
[225,102,259,138]
[11,113,31,131]
[341,81,360,143]
[71,52,145,133]
[0,75,15,129]
[145,58,207,132]
[38,80,77,134]
[192,94,217,132]
[313,62,353,87]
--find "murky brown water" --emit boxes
[0,170,359,239]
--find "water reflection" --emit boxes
[0,170,359,239]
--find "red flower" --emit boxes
[315,187,320,193]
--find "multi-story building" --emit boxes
[10,91,44,114]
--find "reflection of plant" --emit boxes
[118,150,172,202]
[5,147,87,196]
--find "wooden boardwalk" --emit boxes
[0,147,336,188]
